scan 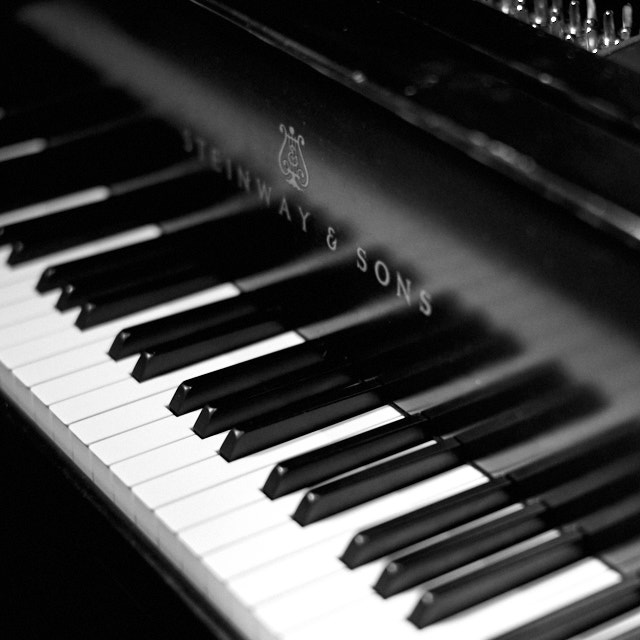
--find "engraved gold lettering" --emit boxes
[396,273,412,304]
[356,246,368,272]
[237,166,251,192]
[297,207,311,232]
[256,180,272,206]
[208,147,224,172]
[419,290,433,316]
[374,259,391,287]
[278,197,292,221]
[326,226,338,251]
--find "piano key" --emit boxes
[376,451,640,597]
[569,608,640,640]
[12,286,241,386]
[32,357,137,405]
[132,318,289,380]
[0,223,162,289]
[0,117,189,213]
[305,559,619,640]
[0,291,60,328]
[183,464,486,560]
[6,165,239,264]
[409,494,640,627]
[150,407,404,531]
[110,294,264,361]
[89,412,199,466]
[56,259,205,311]
[375,502,548,597]
[1,281,240,370]
[56,332,304,429]
[216,330,517,459]
[341,479,514,568]
[0,185,111,228]
[492,577,640,640]
[263,361,566,498]
[75,271,227,328]
[293,381,599,526]
[169,302,433,415]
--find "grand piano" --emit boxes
[4,0,640,638]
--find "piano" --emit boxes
[4,0,640,638]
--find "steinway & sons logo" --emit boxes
[278,124,309,191]
[183,127,433,319]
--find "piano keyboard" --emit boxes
[5,3,640,640]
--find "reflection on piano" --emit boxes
[4,0,640,638]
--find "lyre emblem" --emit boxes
[278,124,309,191]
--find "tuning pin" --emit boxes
[512,0,530,23]
[548,0,565,38]
[531,0,548,28]
[499,0,512,14]
[584,0,599,52]
[599,9,618,48]
[565,0,583,43]
[620,4,633,41]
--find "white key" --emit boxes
[0,291,61,328]
[0,186,110,227]
[228,538,347,607]
[0,313,74,350]
[0,137,47,163]
[185,465,487,559]
[141,405,403,514]
[32,356,137,404]
[54,332,304,425]
[0,280,39,305]
[570,606,640,640]
[9,283,240,374]
[159,440,435,533]
[282,592,419,640]
[112,433,228,489]
[14,339,113,387]
[410,559,621,640]
[90,412,199,466]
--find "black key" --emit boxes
[38,205,304,291]
[218,331,517,461]
[410,533,586,627]
[292,382,597,525]
[376,503,549,597]
[127,257,388,379]
[449,383,602,457]
[409,493,640,627]
[263,363,566,498]
[110,295,264,361]
[75,270,222,329]
[0,117,189,213]
[341,480,514,568]
[36,224,208,292]
[169,298,457,415]
[132,317,289,380]
[56,259,201,311]
[376,453,640,597]
[195,316,503,439]
[4,166,239,263]
[75,211,312,328]
[492,578,640,640]
[0,86,140,152]
[341,418,640,568]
